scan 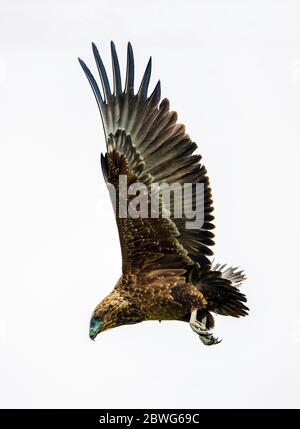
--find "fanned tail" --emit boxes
[193,264,248,318]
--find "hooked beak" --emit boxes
[89,317,104,341]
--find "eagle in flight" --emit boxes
[79,42,248,345]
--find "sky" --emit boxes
[0,0,300,408]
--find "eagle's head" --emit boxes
[89,289,144,340]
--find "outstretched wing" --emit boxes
[100,132,192,274]
[79,42,215,274]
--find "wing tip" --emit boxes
[125,41,135,94]
[78,57,87,69]
[127,41,133,53]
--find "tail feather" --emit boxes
[212,263,246,287]
[194,264,249,318]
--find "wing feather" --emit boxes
[79,42,215,272]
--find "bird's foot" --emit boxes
[189,320,222,346]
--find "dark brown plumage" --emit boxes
[79,42,248,345]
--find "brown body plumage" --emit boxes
[79,42,248,344]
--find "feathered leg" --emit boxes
[189,309,222,346]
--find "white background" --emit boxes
[1,0,300,408]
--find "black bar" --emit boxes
[0,409,297,426]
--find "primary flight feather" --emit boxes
[79,42,248,345]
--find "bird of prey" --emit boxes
[79,42,248,345]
